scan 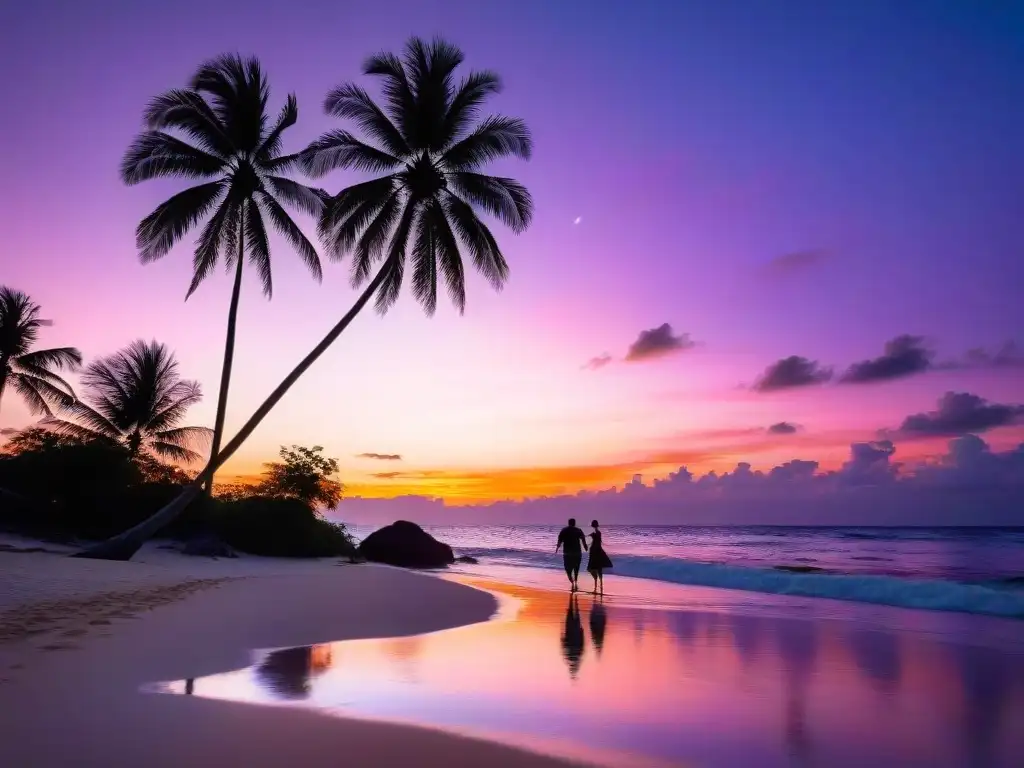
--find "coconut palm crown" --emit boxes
[49,340,211,463]
[0,286,81,416]
[301,36,534,315]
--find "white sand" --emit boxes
[0,537,586,767]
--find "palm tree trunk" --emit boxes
[204,213,247,497]
[73,257,397,561]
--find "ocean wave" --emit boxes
[456,547,1024,619]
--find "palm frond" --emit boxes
[9,363,75,401]
[13,373,76,412]
[264,175,325,218]
[143,88,232,157]
[153,425,213,449]
[121,131,226,185]
[257,192,323,282]
[257,93,298,160]
[137,180,226,263]
[363,51,417,146]
[186,192,237,298]
[42,417,117,446]
[148,441,205,464]
[319,176,396,257]
[410,208,438,315]
[374,202,417,313]
[443,191,508,288]
[301,130,402,177]
[448,172,533,233]
[405,37,465,152]
[245,201,273,298]
[351,191,400,285]
[323,83,409,157]
[10,375,55,416]
[442,71,502,146]
[16,346,83,371]
[427,203,467,313]
[53,398,122,439]
[442,115,532,170]
[191,54,268,152]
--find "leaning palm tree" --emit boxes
[121,54,325,492]
[76,36,533,560]
[0,286,81,416]
[48,340,211,463]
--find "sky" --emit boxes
[1,1,1023,522]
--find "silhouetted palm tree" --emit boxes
[121,54,325,491]
[49,340,211,463]
[77,37,532,560]
[0,287,81,416]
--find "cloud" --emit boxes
[894,392,1024,438]
[768,421,799,435]
[760,249,829,277]
[332,436,1024,526]
[371,471,403,479]
[753,356,832,392]
[840,335,934,384]
[943,341,1024,371]
[0,428,18,437]
[356,452,403,461]
[625,324,697,362]
[582,353,613,371]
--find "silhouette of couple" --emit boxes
[555,518,613,593]
[560,593,607,679]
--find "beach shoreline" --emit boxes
[0,540,589,768]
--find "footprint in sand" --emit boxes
[40,643,77,652]
[88,619,111,626]
[61,629,87,638]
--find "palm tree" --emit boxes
[121,54,325,493]
[76,36,533,561]
[0,286,81,416]
[49,340,211,463]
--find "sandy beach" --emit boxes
[0,537,587,768]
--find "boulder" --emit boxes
[357,520,454,569]
[455,555,478,564]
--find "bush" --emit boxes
[207,496,355,558]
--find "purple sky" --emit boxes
[1,0,1022,520]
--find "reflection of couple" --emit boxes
[560,594,608,678]
[555,518,613,593]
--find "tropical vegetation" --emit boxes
[0,287,81,416]
[0,36,534,561]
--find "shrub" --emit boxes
[207,496,355,558]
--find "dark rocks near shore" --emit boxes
[455,555,478,564]
[357,520,455,569]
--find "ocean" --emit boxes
[348,525,1024,618]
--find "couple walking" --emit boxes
[555,518,613,593]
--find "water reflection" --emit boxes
[560,594,585,679]
[169,578,1024,767]
[255,644,334,700]
[589,597,607,656]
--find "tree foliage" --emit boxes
[47,340,212,463]
[256,444,343,508]
[0,286,81,415]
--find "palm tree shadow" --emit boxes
[560,594,585,679]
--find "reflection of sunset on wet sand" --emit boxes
[170,575,1024,767]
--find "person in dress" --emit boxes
[586,519,613,594]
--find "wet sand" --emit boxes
[170,568,1024,767]
[0,542,588,767]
